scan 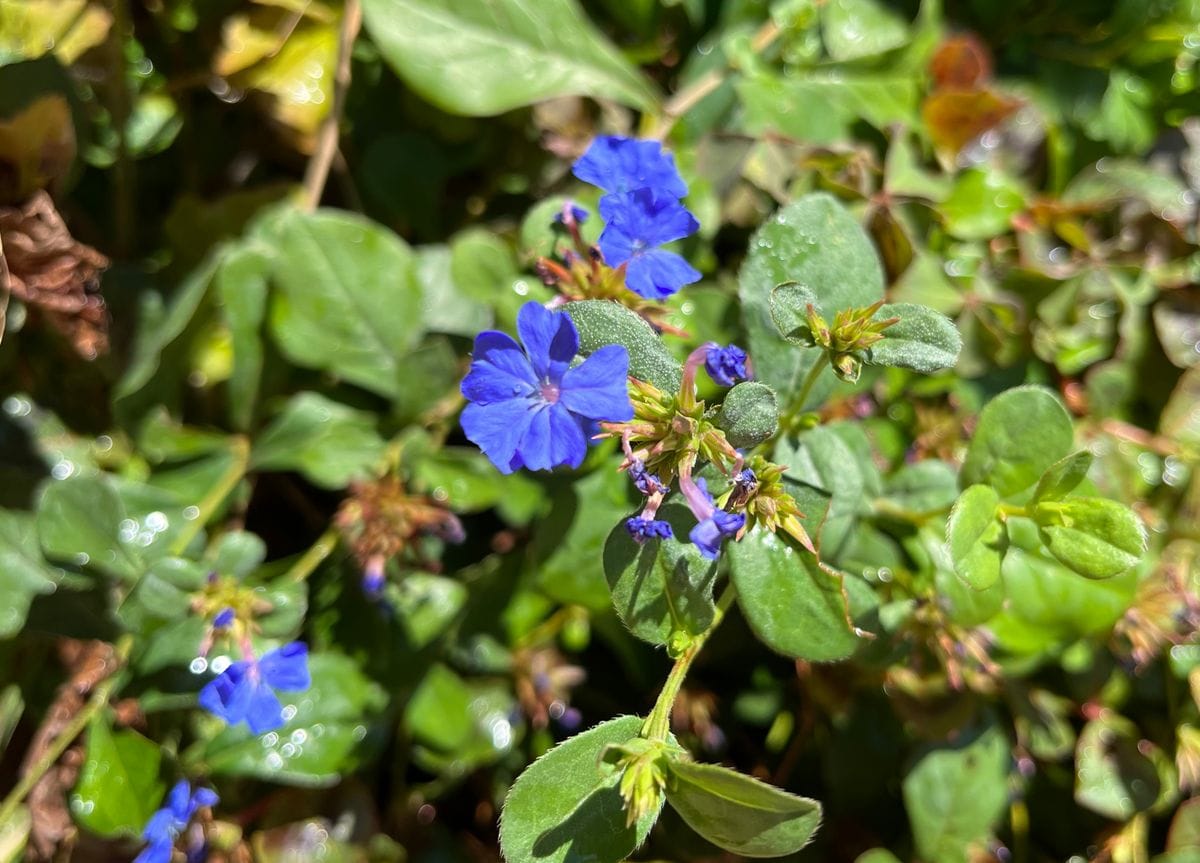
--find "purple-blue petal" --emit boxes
[546,405,588,469]
[461,331,537,404]
[212,607,235,629]
[559,345,633,421]
[190,787,219,812]
[198,661,254,726]
[626,518,674,542]
[142,808,178,843]
[259,642,310,692]
[624,249,701,300]
[134,837,174,863]
[705,344,749,387]
[461,398,539,475]
[599,189,699,248]
[516,405,555,471]
[517,302,578,382]
[572,136,688,198]
[165,779,193,821]
[242,680,287,735]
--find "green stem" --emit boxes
[0,635,133,826]
[285,525,341,583]
[643,585,737,741]
[780,356,828,433]
[169,436,250,556]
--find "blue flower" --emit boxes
[686,478,745,560]
[628,460,668,496]
[199,642,311,734]
[212,607,235,629]
[461,302,634,474]
[573,136,688,199]
[135,780,218,863]
[554,203,589,226]
[705,344,750,387]
[625,517,674,543]
[599,189,700,299]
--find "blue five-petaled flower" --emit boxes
[461,302,634,474]
[134,780,217,863]
[598,190,701,300]
[199,641,311,735]
[573,135,700,299]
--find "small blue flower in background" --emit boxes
[704,344,750,387]
[598,189,701,299]
[199,642,310,734]
[626,517,674,543]
[212,607,235,629]
[135,780,217,863]
[461,302,634,474]
[553,203,589,226]
[573,136,688,198]
[628,460,668,496]
[686,478,746,560]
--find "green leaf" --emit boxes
[776,421,880,558]
[264,208,423,398]
[37,476,142,580]
[499,716,659,863]
[0,803,29,863]
[603,503,719,646]
[359,0,658,116]
[1075,715,1162,820]
[737,72,917,143]
[664,759,822,857]
[416,244,492,338]
[115,556,207,630]
[987,533,1139,656]
[738,194,884,407]
[197,651,385,787]
[881,460,959,516]
[961,386,1074,499]
[406,664,519,772]
[1033,451,1094,503]
[0,510,61,637]
[251,392,386,490]
[940,168,1025,241]
[1033,497,1145,579]
[866,303,961,373]
[412,447,543,522]
[70,721,164,838]
[393,575,467,649]
[533,468,638,610]
[769,281,819,345]
[210,530,267,579]
[901,723,1010,863]
[728,527,859,661]
[565,300,682,392]
[215,242,271,431]
[821,0,908,60]
[946,485,1004,590]
[715,382,779,448]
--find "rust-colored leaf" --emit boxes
[921,89,1021,159]
[0,191,109,359]
[930,34,993,90]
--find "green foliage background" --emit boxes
[0,0,1199,861]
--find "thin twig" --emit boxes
[300,0,362,212]
[285,525,341,583]
[648,20,779,141]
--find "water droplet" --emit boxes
[183,506,200,520]
[145,511,169,532]
[189,657,209,674]
[51,460,75,480]
[210,655,232,674]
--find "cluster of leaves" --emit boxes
[0,1,1198,863]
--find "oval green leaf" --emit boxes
[1032,451,1094,503]
[360,0,658,116]
[603,503,718,646]
[865,303,962,373]
[499,715,659,863]
[960,386,1074,499]
[664,759,822,857]
[565,300,682,392]
[715,381,779,449]
[946,485,1004,590]
[728,527,860,661]
[37,476,142,581]
[1033,497,1146,579]
[71,721,164,838]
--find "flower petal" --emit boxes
[517,302,578,380]
[461,398,538,475]
[243,681,286,735]
[515,405,554,471]
[259,642,311,692]
[198,661,253,726]
[165,780,193,821]
[133,837,174,863]
[547,405,588,469]
[142,808,177,844]
[573,136,688,198]
[461,331,536,404]
[190,787,219,812]
[560,345,634,421]
[625,249,701,300]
